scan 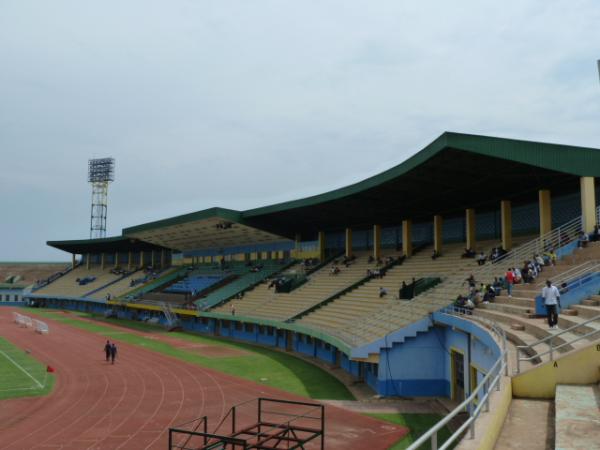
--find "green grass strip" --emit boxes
[367,413,455,450]
[25,309,354,400]
[0,337,55,400]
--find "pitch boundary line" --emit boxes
[0,349,44,389]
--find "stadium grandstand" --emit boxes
[24,132,600,449]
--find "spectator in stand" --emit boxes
[230,303,235,316]
[578,231,590,248]
[535,254,545,267]
[368,255,375,263]
[379,287,388,298]
[559,282,569,295]
[431,249,440,260]
[591,225,600,242]
[462,248,476,258]
[549,250,557,266]
[521,263,533,284]
[476,252,486,266]
[472,289,483,306]
[483,284,496,303]
[464,274,476,291]
[492,277,503,296]
[505,268,515,298]
[513,267,522,284]
[399,281,407,299]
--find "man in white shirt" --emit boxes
[541,280,561,329]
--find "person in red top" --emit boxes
[505,269,515,298]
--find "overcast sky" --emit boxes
[1,0,599,261]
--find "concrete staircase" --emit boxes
[297,243,459,331]
[212,252,380,320]
[474,244,600,372]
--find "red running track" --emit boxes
[0,308,407,449]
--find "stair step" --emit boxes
[562,309,578,316]
[582,299,600,306]
[572,304,600,319]
[511,323,526,331]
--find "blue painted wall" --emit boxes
[34,298,504,401]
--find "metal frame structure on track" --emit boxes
[168,398,325,450]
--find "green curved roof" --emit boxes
[243,132,600,217]
[48,132,600,252]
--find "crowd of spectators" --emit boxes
[454,243,564,312]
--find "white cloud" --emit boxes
[0,0,599,260]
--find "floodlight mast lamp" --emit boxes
[88,158,115,239]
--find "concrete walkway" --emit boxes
[323,398,453,415]
[494,399,554,450]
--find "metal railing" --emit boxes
[516,313,600,373]
[548,259,600,288]
[407,306,508,450]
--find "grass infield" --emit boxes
[25,309,354,401]
[0,337,55,400]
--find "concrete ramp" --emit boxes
[555,384,600,450]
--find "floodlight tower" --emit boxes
[88,158,115,239]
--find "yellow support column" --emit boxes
[345,228,353,258]
[128,251,132,270]
[465,208,476,250]
[100,253,105,270]
[402,219,413,257]
[318,231,326,261]
[140,251,145,269]
[580,177,597,233]
[539,190,552,236]
[161,249,166,268]
[114,252,119,268]
[501,200,513,251]
[151,250,156,268]
[86,253,91,270]
[373,225,382,260]
[434,215,443,254]
[72,254,76,270]
[294,233,301,259]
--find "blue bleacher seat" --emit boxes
[166,275,224,294]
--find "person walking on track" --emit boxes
[104,340,111,362]
[110,342,118,364]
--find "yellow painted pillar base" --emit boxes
[580,176,597,233]
[465,208,476,250]
[345,228,353,258]
[114,252,119,268]
[501,200,512,251]
[373,225,381,260]
[100,253,105,270]
[539,189,552,236]
[72,254,76,270]
[318,231,326,261]
[402,220,412,257]
[434,215,443,254]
